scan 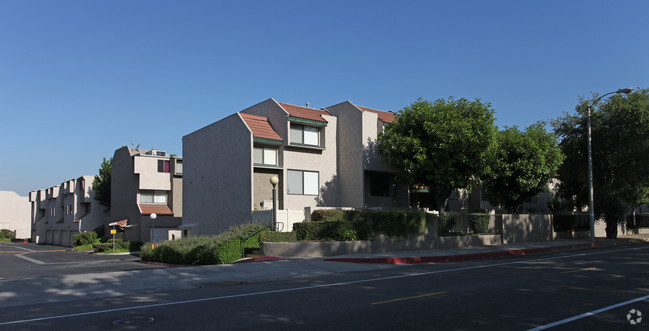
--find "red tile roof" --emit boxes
[139,204,173,215]
[357,106,395,123]
[240,113,282,141]
[278,102,329,123]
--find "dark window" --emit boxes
[368,172,394,197]
[158,160,170,173]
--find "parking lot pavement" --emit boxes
[0,242,165,280]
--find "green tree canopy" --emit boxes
[482,123,564,213]
[378,97,497,211]
[553,88,649,238]
[92,157,112,207]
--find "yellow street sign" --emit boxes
[110,229,117,234]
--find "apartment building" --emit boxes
[183,98,338,235]
[110,146,183,243]
[29,176,108,246]
[0,191,31,239]
[326,101,410,209]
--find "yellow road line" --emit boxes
[371,291,447,305]
[562,267,597,274]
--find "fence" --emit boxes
[252,209,305,232]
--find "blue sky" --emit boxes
[1,0,647,196]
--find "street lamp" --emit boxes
[270,175,279,231]
[150,213,157,243]
[586,87,633,242]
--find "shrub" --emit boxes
[0,229,15,239]
[296,210,436,241]
[260,230,297,242]
[469,214,490,234]
[140,223,266,265]
[92,239,140,252]
[437,215,456,235]
[311,209,346,222]
[73,231,98,246]
[294,221,345,240]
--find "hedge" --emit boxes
[260,230,297,242]
[437,215,456,235]
[296,210,436,241]
[93,239,143,252]
[0,229,15,239]
[311,209,346,222]
[469,214,490,234]
[73,231,99,246]
[139,223,266,265]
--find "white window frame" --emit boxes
[290,124,321,147]
[253,146,278,166]
[140,190,168,204]
[287,170,319,195]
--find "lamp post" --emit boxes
[270,175,279,231]
[150,213,157,243]
[586,87,633,242]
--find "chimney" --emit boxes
[305,103,310,108]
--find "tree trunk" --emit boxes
[605,219,618,239]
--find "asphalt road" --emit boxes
[1,244,649,330]
[0,242,164,279]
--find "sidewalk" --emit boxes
[1,237,646,309]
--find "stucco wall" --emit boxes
[134,156,172,191]
[326,101,364,208]
[183,113,253,236]
[0,191,31,239]
[111,147,143,242]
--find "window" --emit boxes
[158,160,170,173]
[367,171,394,197]
[174,160,183,175]
[287,170,319,195]
[290,124,320,146]
[253,147,278,166]
[140,190,168,204]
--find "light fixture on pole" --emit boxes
[586,87,633,242]
[150,213,157,243]
[270,175,279,231]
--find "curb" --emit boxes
[322,243,601,264]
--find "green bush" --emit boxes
[296,210,436,241]
[294,221,345,240]
[92,239,142,252]
[311,209,346,222]
[437,215,456,235]
[73,231,98,246]
[469,214,490,234]
[140,223,267,265]
[0,229,15,239]
[260,230,297,242]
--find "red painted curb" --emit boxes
[233,256,285,263]
[323,243,600,264]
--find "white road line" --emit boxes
[13,254,46,265]
[11,246,36,252]
[1,245,648,326]
[528,294,649,330]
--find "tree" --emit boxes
[378,97,497,211]
[92,157,112,207]
[553,88,649,238]
[482,123,564,212]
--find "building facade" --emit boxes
[110,146,183,243]
[29,176,108,246]
[0,191,31,239]
[183,98,409,235]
